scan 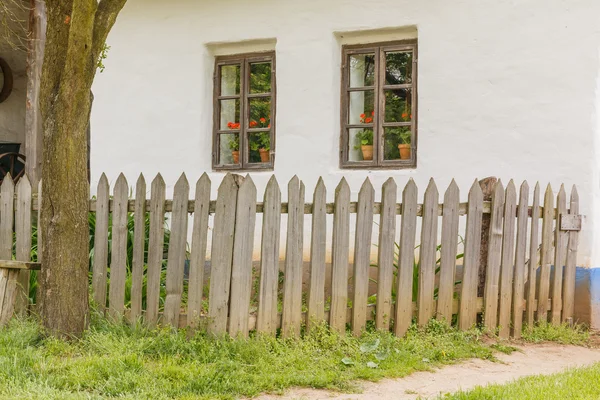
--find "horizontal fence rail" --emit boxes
[0,172,581,339]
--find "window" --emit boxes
[213,52,275,170]
[340,41,417,168]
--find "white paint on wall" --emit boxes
[91,0,600,268]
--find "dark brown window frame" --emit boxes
[213,51,276,171]
[340,40,418,169]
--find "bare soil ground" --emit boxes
[253,344,600,400]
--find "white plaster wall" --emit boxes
[91,0,600,268]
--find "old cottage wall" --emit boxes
[91,1,600,321]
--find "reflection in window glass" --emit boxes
[349,91,375,125]
[384,127,411,160]
[220,65,240,96]
[350,54,376,87]
[250,62,272,94]
[220,133,240,165]
[385,51,412,85]
[385,89,412,123]
[249,97,271,128]
[249,132,271,164]
[220,99,240,130]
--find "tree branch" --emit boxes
[91,0,126,66]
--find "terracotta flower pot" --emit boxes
[259,148,270,163]
[232,150,240,164]
[398,144,411,160]
[361,145,373,161]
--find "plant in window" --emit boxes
[354,112,374,160]
[385,127,411,160]
[249,117,271,163]
[227,122,240,164]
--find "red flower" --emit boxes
[268,124,271,128]
[250,121,258,128]
[402,113,408,119]
[365,117,373,123]
[371,111,375,116]
[260,117,267,123]
[360,113,366,119]
[227,122,234,129]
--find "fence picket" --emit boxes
[437,180,460,323]
[512,181,529,338]
[330,178,350,333]
[108,174,128,321]
[281,177,305,337]
[307,178,327,330]
[551,185,567,325]
[395,179,418,337]
[484,180,504,331]
[352,178,374,335]
[229,176,257,337]
[562,186,579,322]
[92,174,109,309]
[418,179,438,326]
[459,180,483,330]
[0,176,15,324]
[498,180,517,338]
[130,174,146,323]
[375,178,397,330]
[537,184,554,322]
[256,176,281,334]
[187,174,211,328]
[164,174,190,327]
[146,174,166,326]
[526,183,540,327]
[208,174,239,335]
[14,175,32,314]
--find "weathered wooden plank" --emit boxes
[14,175,32,314]
[551,185,567,325]
[526,183,540,327]
[0,261,40,270]
[229,176,257,337]
[483,180,504,331]
[256,176,282,334]
[417,179,439,326]
[395,179,418,337]
[498,180,517,338]
[537,184,554,322]
[37,180,42,265]
[376,178,397,330]
[0,270,19,325]
[562,185,579,323]
[146,174,166,326]
[459,180,484,330]
[307,178,327,330]
[108,174,129,321]
[351,178,374,335]
[0,269,8,319]
[282,176,305,337]
[92,174,109,309]
[512,181,529,338]
[437,180,460,323]
[187,173,211,328]
[164,174,191,327]
[208,174,239,335]
[330,178,351,333]
[130,174,146,323]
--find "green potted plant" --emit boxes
[250,131,271,163]
[353,112,374,160]
[227,121,241,164]
[397,130,411,160]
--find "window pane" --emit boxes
[249,131,271,164]
[385,51,412,85]
[220,99,241,130]
[250,62,272,94]
[349,54,375,87]
[384,89,412,123]
[348,128,374,162]
[220,65,241,96]
[249,97,271,128]
[349,90,375,125]
[383,127,412,160]
[219,133,240,165]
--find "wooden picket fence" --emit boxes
[0,172,582,339]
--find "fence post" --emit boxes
[477,177,497,297]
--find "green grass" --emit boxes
[520,322,590,345]
[0,316,590,400]
[444,363,600,399]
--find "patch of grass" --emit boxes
[443,362,600,399]
[521,322,589,345]
[0,318,498,400]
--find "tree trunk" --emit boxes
[37,0,126,338]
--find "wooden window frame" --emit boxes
[213,51,276,171]
[340,40,418,169]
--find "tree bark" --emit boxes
[37,0,126,338]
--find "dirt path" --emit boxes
[253,344,600,400]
